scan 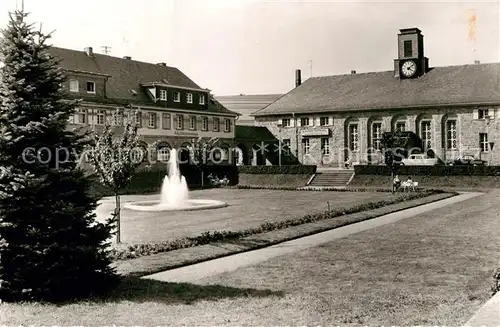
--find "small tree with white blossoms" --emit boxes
[86,108,144,243]
[188,137,219,188]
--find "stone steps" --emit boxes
[309,171,354,187]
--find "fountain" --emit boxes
[123,148,228,212]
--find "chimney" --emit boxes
[295,69,302,87]
[474,60,480,64]
[157,62,167,66]
[84,47,93,57]
[123,56,131,60]
[351,70,356,74]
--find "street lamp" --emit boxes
[277,124,282,166]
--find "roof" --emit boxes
[252,63,500,116]
[215,94,283,123]
[235,125,277,142]
[48,46,237,116]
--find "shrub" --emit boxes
[492,268,500,296]
[354,164,500,176]
[237,165,317,175]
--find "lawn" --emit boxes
[96,188,398,244]
[3,190,496,325]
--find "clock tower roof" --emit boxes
[399,27,422,35]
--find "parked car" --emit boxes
[401,153,439,166]
[448,155,487,166]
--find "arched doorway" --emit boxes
[235,143,249,165]
[252,143,265,165]
[179,142,191,164]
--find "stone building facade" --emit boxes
[50,46,238,164]
[252,28,500,167]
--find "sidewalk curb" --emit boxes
[466,290,500,326]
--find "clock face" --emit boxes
[401,60,417,77]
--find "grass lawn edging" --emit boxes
[111,190,457,277]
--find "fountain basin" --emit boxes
[123,199,228,212]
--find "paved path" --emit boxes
[143,191,482,283]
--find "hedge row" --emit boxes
[237,165,317,175]
[354,164,500,176]
[232,184,447,194]
[88,164,238,198]
[108,189,446,261]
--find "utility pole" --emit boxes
[101,46,112,55]
[17,0,24,11]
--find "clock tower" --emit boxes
[394,28,429,79]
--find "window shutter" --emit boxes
[278,118,283,125]
[329,117,334,125]
[473,109,479,120]
[297,119,301,127]
[290,119,295,127]
[315,117,321,126]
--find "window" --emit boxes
[300,117,309,126]
[371,122,382,150]
[199,94,205,105]
[348,124,359,151]
[148,112,157,128]
[282,139,291,154]
[303,139,310,154]
[113,110,123,126]
[173,92,180,102]
[134,111,142,127]
[160,90,167,101]
[189,116,197,130]
[320,117,329,126]
[202,117,208,131]
[77,108,86,124]
[186,93,193,103]
[479,109,489,119]
[162,113,171,129]
[176,115,184,130]
[224,119,231,132]
[69,80,79,92]
[446,120,457,150]
[157,146,170,162]
[321,138,330,155]
[420,121,432,149]
[480,133,489,152]
[404,40,412,57]
[395,122,406,132]
[86,81,95,94]
[213,117,220,132]
[96,110,105,125]
[282,118,291,127]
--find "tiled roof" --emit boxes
[252,63,500,116]
[235,125,277,143]
[49,47,237,116]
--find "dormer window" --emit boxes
[187,93,193,104]
[160,89,167,101]
[173,91,180,102]
[199,94,205,105]
[86,81,95,94]
[69,80,79,92]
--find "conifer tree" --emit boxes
[0,10,118,302]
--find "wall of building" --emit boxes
[255,105,500,167]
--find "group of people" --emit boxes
[392,175,417,192]
[207,174,229,187]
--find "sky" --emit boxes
[0,0,499,96]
